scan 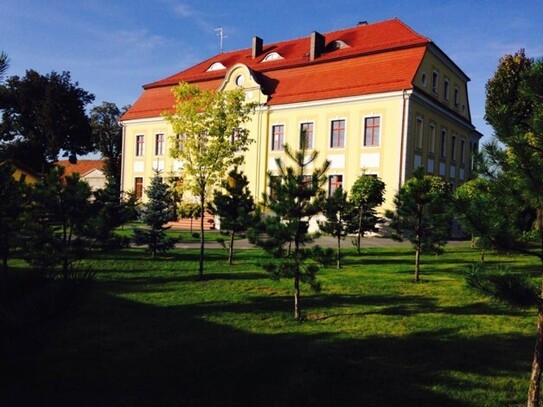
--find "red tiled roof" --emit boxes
[56,160,105,177]
[122,18,430,121]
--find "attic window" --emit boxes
[326,40,350,51]
[262,52,283,62]
[207,62,226,72]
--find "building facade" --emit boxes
[120,18,481,210]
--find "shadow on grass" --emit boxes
[1,289,531,407]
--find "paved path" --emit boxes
[174,236,470,250]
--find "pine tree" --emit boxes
[460,51,543,407]
[318,187,356,269]
[23,166,94,277]
[349,174,385,254]
[209,167,256,265]
[133,170,177,258]
[0,162,27,273]
[249,136,330,320]
[385,167,453,282]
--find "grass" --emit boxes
[116,222,243,242]
[0,243,540,406]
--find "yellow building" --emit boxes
[120,18,481,211]
[2,159,39,184]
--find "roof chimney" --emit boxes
[310,31,325,61]
[252,36,263,59]
[358,21,368,26]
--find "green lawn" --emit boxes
[1,244,539,406]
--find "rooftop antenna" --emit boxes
[215,26,227,54]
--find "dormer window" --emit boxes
[326,40,350,51]
[206,62,226,72]
[262,52,283,62]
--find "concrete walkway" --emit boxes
[174,235,469,250]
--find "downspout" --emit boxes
[120,121,126,194]
[398,89,410,189]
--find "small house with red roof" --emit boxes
[120,18,481,210]
[57,159,106,191]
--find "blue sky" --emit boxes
[2,0,543,143]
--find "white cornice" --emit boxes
[269,90,411,111]
[120,117,166,125]
[411,89,476,131]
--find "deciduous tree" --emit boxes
[318,187,355,269]
[90,102,128,185]
[0,70,95,172]
[349,174,385,254]
[165,82,255,278]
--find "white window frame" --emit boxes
[363,114,382,147]
[271,123,285,151]
[329,118,347,149]
[299,121,314,150]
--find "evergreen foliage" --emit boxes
[458,50,543,406]
[22,166,94,276]
[386,167,452,282]
[209,167,257,264]
[0,162,27,273]
[132,170,177,258]
[249,136,331,320]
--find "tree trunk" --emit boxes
[414,246,421,282]
[294,222,302,321]
[199,195,205,279]
[528,309,543,407]
[228,232,235,265]
[357,206,364,254]
[337,234,341,269]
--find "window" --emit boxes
[428,123,436,154]
[460,139,465,164]
[432,70,439,94]
[175,134,184,152]
[364,116,380,146]
[440,129,447,158]
[302,175,313,188]
[454,86,460,107]
[136,135,144,156]
[330,119,345,148]
[155,133,164,156]
[451,134,457,161]
[300,122,314,149]
[262,52,283,62]
[207,62,226,72]
[328,175,343,196]
[231,128,242,151]
[444,79,450,101]
[269,175,280,199]
[135,177,143,200]
[415,116,423,150]
[271,125,284,151]
[421,72,427,87]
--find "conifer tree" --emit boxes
[0,162,27,273]
[385,167,452,282]
[209,167,256,265]
[133,170,176,258]
[459,51,543,407]
[349,174,385,254]
[318,187,355,269]
[249,136,330,320]
[23,166,94,276]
